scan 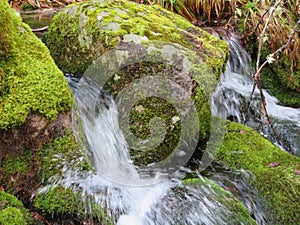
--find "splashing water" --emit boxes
[71,76,254,224]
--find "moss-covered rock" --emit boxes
[0,0,73,130]
[33,186,112,224]
[0,1,99,223]
[182,177,257,224]
[0,191,33,224]
[217,121,300,224]
[46,0,228,167]
[45,0,228,76]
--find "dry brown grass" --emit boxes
[141,0,240,22]
[241,0,299,72]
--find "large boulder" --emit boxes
[45,0,229,167]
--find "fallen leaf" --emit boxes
[267,162,279,168]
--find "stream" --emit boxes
[21,11,299,225]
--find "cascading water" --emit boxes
[53,34,300,225]
[212,35,300,155]
[69,75,257,225]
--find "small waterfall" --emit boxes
[65,72,259,224]
[212,35,300,155]
[55,34,300,224]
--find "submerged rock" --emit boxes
[182,177,257,224]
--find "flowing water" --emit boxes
[212,35,300,155]
[38,33,299,224]
[70,76,257,225]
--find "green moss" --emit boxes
[0,191,33,224]
[0,207,26,225]
[0,0,73,129]
[2,149,31,174]
[182,178,257,225]
[261,66,300,107]
[38,131,93,182]
[34,186,112,224]
[45,0,228,75]
[217,121,300,223]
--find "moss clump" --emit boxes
[38,131,93,182]
[1,149,31,174]
[0,191,33,224]
[0,0,73,129]
[45,0,228,75]
[0,207,26,225]
[217,121,300,223]
[34,186,112,224]
[261,65,300,107]
[182,178,257,224]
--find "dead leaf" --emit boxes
[267,162,279,168]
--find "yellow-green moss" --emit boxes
[38,130,93,182]
[182,178,257,225]
[0,191,33,224]
[45,0,228,75]
[217,121,300,223]
[34,186,112,224]
[0,207,26,225]
[0,0,73,129]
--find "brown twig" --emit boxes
[250,18,300,154]
[255,0,282,73]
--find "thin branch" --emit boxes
[256,0,282,73]
[254,0,275,33]
[250,18,300,154]
[254,18,300,80]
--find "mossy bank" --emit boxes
[0,0,105,223]
[217,121,300,224]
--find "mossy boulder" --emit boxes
[217,121,300,224]
[0,0,73,130]
[46,0,228,167]
[182,178,257,224]
[0,0,78,197]
[0,191,33,224]
[45,0,228,76]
